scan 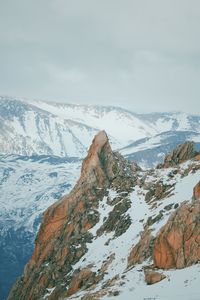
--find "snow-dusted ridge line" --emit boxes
[1,96,200,162]
[2,95,200,117]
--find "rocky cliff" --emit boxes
[158,141,198,168]
[8,135,200,300]
[8,131,137,300]
[153,199,200,269]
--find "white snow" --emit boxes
[28,100,158,145]
[120,135,162,155]
[67,159,200,300]
[104,263,200,300]
[1,98,200,159]
[0,156,81,234]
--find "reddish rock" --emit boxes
[144,270,166,285]
[79,130,115,185]
[153,200,200,269]
[128,229,154,268]
[193,181,200,200]
[7,131,128,300]
[158,141,197,168]
[66,268,96,297]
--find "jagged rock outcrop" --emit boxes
[127,229,154,268]
[128,180,200,274]
[66,268,96,297]
[145,181,174,204]
[153,199,200,269]
[8,131,136,300]
[158,141,198,168]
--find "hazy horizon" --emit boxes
[2,94,200,116]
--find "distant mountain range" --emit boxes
[1,96,200,165]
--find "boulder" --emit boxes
[144,270,166,285]
[153,200,200,269]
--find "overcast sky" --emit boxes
[0,0,200,113]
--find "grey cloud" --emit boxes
[0,0,200,113]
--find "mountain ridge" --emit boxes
[1,96,200,162]
[1,97,200,299]
[2,95,200,116]
[7,132,200,300]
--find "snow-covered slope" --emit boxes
[66,160,200,300]
[0,97,99,157]
[0,155,81,299]
[1,96,200,159]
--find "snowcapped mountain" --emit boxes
[1,96,200,160]
[0,154,81,299]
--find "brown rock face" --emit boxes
[8,131,121,300]
[159,141,197,168]
[66,268,96,297]
[128,229,154,268]
[144,270,166,285]
[79,130,115,185]
[193,181,200,200]
[153,200,200,269]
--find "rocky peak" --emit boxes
[158,141,198,168]
[8,131,136,300]
[78,130,114,186]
